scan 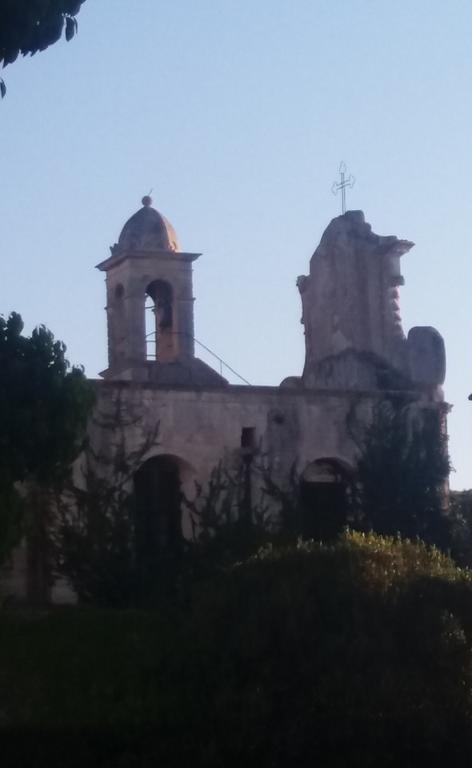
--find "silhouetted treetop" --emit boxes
[0,0,86,96]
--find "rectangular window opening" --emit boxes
[241,427,256,450]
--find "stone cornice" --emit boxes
[96,249,201,272]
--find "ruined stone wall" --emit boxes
[90,380,360,480]
[0,380,443,604]
[85,380,438,539]
[297,211,446,398]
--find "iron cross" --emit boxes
[331,162,355,214]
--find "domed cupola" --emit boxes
[116,196,179,253]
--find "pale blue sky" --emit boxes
[1,0,471,487]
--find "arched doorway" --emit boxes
[299,458,351,541]
[133,455,186,595]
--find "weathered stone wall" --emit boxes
[298,211,413,375]
[84,380,438,541]
[90,379,360,480]
[297,211,446,399]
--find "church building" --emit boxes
[2,197,447,600]
[93,197,446,538]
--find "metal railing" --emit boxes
[145,331,250,385]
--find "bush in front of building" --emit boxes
[186,531,472,766]
[2,531,472,766]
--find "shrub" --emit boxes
[352,399,450,545]
[2,532,472,766]
[185,532,472,766]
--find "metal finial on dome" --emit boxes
[142,194,153,207]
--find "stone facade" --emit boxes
[87,202,446,539]
[1,200,448,601]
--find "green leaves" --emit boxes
[352,400,450,546]
[64,14,77,42]
[0,0,86,96]
[0,311,94,565]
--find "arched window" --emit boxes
[145,280,174,362]
[299,458,352,541]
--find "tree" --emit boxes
[448,489,472,567]
[184,459,274,580]
[0,312,93,595]
[0,0,86,97]
[58,444,288,606]
[351,398,451,545]
[57,393,160,606]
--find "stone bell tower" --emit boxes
[96,196,226,386]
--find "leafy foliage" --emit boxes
[0,312,93,568]
[184,460,274,577]
[56,394,160,606]
[351,399,451,545]
[190,533,472,766]
[59,448,271,605]
[0,312,93,487]
[0,0,86,96]
[1,533,472,766]
[449,489,472,567]
[58,446,298,605]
